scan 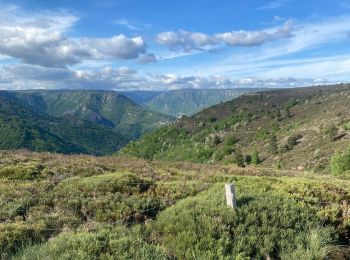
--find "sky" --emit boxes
[0,0,350,90]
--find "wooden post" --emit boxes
[225,184,237,209]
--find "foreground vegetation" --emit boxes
[1,150,349,259]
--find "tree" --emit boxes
[251,150,260,165]
[233,149,245,167]
[269,134,278,155]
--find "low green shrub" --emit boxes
[0,163,44,180]
[16,225,167,260]
[331,147,350,175]
[153,183,336,259]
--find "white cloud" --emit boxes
[156,30,217,52]
[115,19,139,30]
[258,0,290,10]
[0,64,329,91]
[156,21,293,52]
[215,20,293,46]
[0,8,149,68]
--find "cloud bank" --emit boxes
[0,64,326,91]
[156,21,293,52]
[0,9,149,68]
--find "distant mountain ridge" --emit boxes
[123,88,262,117]
[0,90,173,155]
[12,90,173,140]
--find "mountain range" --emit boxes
[0,90,172,155]
[123,88,261,117]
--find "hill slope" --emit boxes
[13,90,173,140]
[0,91,130,155]
[121,83,350,173]
[123,89,260,117]
[0,91,86,154]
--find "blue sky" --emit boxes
[0,0,350,90]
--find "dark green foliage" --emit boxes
[13,90,173,141]
[0,90,172,155]
[209,116,217,123]
[251,150,260,165]
[212,135,221,145]
[232,149,245,167]
[269,134,278,155]
[245,154,252,164]
[281,134,302,152]
[285,97,299,109]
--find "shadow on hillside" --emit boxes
[237,196,255,207]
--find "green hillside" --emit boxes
[121,84,350,173]
[13,90,173,140]
[124,89,260,117]
[0,91,129,155]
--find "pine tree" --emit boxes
[251,150,260,165]
[269,134,278,155]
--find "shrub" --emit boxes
[0,163,43,180]
[331,147,350,175]
[212,135,221,146]
[245,155,252,165]
[343,121,350,131]
[232,149,245,167]
[256,128,269,140]
[251,150,260,165]
[17,225,167,259]
[153,183,336,259]
[0,222,49,258]
[213,146,234,161]
[280,134,302,152]
[323,124,338,142]
[269,134,278,155]
[225,135,238,146]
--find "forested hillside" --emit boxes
[0,91,129,155]
[122,84,350,174]
[13,90,173,140]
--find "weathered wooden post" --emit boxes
[225,183,237,209]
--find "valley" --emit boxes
[0,90,172,155]
[1,84,350,259]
